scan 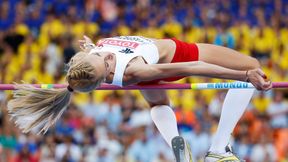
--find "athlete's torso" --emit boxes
[96,36,159,63]
[93,36,176,86]
[95,36,176,63]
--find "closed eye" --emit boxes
[92,52,101,56]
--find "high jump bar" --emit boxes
[0,82,288,90]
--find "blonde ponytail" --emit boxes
[7,84,72,134]
[7,51,101,134]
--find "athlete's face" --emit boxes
[88,51,114,82]
[67,51,115,92]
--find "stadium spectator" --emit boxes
[267,91,288,128]
[0,0,288,161]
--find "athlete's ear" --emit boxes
[104,53,114,61]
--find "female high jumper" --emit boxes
[8,36,272,162]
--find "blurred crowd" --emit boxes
[0,0,288,162]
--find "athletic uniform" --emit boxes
[90,36,245,162]
[89,36,199,86]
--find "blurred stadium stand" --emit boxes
[0,0,288,161]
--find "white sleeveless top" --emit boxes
[89,36,159,87]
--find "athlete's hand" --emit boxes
[79,35,95,52]
[247,68,272,91]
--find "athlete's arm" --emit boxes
[132,61,271,90]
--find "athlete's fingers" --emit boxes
[256,68,267,79]
[252,82,261,90]
[257,76,272,91]
[83,35,88,40]
[79,40,86,45]
[83,35,92,43]
[263,80,272,91]
[268,81,273,90]
[252,74,267,90]
[250,77,261,90]
[264,81,270,87]
[256,75,266,86]
[79,40,86,50]
[79,41,85,46]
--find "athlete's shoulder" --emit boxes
[104,35,154,42]
[113,36,155,43]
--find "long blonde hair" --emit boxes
[7,51,100,134]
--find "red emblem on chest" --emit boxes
[97,39,139,49]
